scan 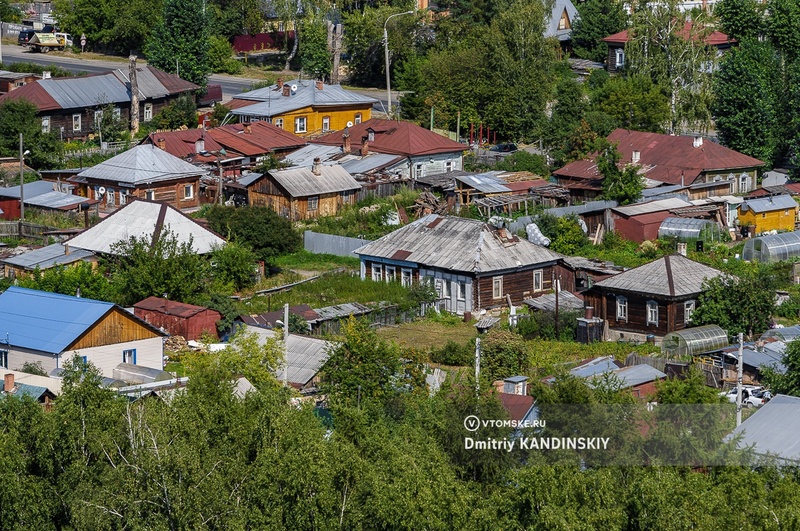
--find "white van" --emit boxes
[55,33,73,47]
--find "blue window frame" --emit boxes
[123,349,137,365]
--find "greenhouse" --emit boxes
[661,325,729,358]
[761,325,800,342]
[742,231,800,263]
[657,217,723,241]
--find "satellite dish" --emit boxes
[346,121,353,127]
[290,84,298,92]
[97,186,106,195]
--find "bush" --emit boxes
[204,205,301,262]
[430,339,474,366]
[515,310,580,341]
[207,35,243,75]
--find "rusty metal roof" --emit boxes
[268,165,359,198]
[0,81,60,110]
[209,121,306,155]
[316,119,467,157]
[134,297,217,318]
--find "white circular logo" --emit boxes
[463,415,480,432]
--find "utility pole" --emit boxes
[383,10,413,119]
[19,133,24,222]
[283,303,289,388]
[736,332,743,427]
[474,337,481,396]
[554,277,560,339]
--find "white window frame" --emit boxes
[415,163,424,179]
[294,116,307,133]
[308,196,319,210]
[0,349,7,369]
[401,268,412,287]
[740,173,750,193]
[615,48,625,68]
[685,300,696,324]
[533,270,543,292]
[354,113,362,124]
[42,116,50,134]
[616,296,628,321]
[113,107,121,119]
[384,265,396,283]
[94,109,103,130]
[457,281,466,301]
[106,188,115,206]
[145,189,155,201]
[492,276,503,299]
[322,116,331,132]
[443,279,452,299]
[371,263,382,282]
[274,118,283,129]
[119,189,127,206]
[183,184,194,200]
[446,161,453,172]
[144,103,153,122]
[646,300,658,325]
[73,114,81,132]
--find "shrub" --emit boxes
[430,339,474,366]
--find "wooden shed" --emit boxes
[133,297,222,340]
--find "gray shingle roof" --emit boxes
[354,214,563,274]
[269,165,360,198]
[246,325,330,386]
[740,194,797,214]
[592,254,724,298]
[729,394,800,462]
[77,144,204,185]
[1,243,94,270]
[231,79,377,117]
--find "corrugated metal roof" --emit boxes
[26,191,91,209]
[0,286,115,354]
[237,172,264,187]
[285,144,342,167]
[308,302,373,322]
[231,79,377,117]
[613,197,692,217]
[740,348,786,374]
[611,364,666,388]
[592,254,725,298]
[740,194,797,214]
[340,153,403,175]
[354,214,563,274]
[523,291,584,312]
[146,66,200,94]
[78,144,204,185]
[246,325,330,386]
[729,395,800,461]
[66,200,225,255]
[570,356,621,378]
[209,121,306,156]
[316,119,467,157]
[269,165,360,197]
[641,184,688,197]
[0,243,94,270]
[7,383,52,400]
[40,73,131,108]
[544,0,578,41]
[547,200,618,217]
[455,173,511,194]
[0,180,56,199]
[133,297,213,318]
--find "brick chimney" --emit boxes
[244,123,252,134]
[316,80,324,91]
[277,77,284,89]
[282,84,290,97]
[157,137,166,151]
[360,135,369,156]
[4,373,13,393]
[129,55,140,135]
[312,157,322,176]
[342,131,351,154]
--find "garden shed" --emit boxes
[742,231,800,263]
[661,324,729,358]
[658,217,723,242]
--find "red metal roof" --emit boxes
[603,23,732,47]
[554,129,763,186]
[225,98,259,110]
[133,297,212,318]
[146,66,199,94]
[504,179,550,193]
[143,130,236,164]
[0,82,60,111]
[498,392,535,422]
[210,121,306,156]
[315,118,467,157]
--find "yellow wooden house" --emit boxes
[227,78,377,138]
[738,194,798,234]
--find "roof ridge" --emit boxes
[664,255,675,297]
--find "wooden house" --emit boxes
[246,325,330,391]
[0,243,97,279]
[354,214,567,314]
[738,195,798,235]
[247,159,360,220]
[75,144,205,211]
[0,286,166,378]
[133,297,222,341]
[0,70,40,94]
[583,254,725,341]
[2,373,57,408]
[228,78,377,137]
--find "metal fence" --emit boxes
[304,230,372,258]
[0,221,53,242]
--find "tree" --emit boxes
[204,205,301,262]
[494,151,549,176]
[762,337,800,396]
[590,74,670,133]
[107,229,211,306]
[479,328,528,381]
[550,215,588,255]
[0,99,62,168]
[95,103,129,144]
[571,0,628,62]
[145,0,210,86]
[597,143,644,204]
[0,0,22,22]
[713,39,782,166]
[716,0,764,41]
[299,16,332,79]
[207,35,243,75]
[19,262,114,302]
[209,242,258,292]
[148,95,198,130]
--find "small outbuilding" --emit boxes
[134,297,222,340]
[658,217,723,242]
[742,231,800,263]
[738,194,798,235]
[661,324,729,358]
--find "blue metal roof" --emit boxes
[0,286,114,354]
[14,383,51,400]
[740,194,797,214]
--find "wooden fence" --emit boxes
[310,304,423,337]
[626,353,690,378]
[0,221,54,242]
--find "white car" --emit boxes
[719,386,771,408]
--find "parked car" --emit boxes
[18,25,55,47]
[489,143,518,153]
[719,386,770,408]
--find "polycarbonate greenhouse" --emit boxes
[661,324,729,358]
[742,231,800,263]
[657,217,723,241]
[761,325,800,342]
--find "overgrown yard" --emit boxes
[378,316,479,351]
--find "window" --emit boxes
[274,118,284,129]
[443,279,452,299]
[145,190,155,201]
[533,270,543,292]
[42,116,50,134]
[72,114,81,132]
[354,113,362,124]
[384,266,396,282]
[123,349,136,365]
[368,129,375,142]
[372,263,382,282]
[492,276,503,299]
[144,103,153,121]
[446,161,453,172]
[294,116,307,133]
[558,9,570,30]
[113,107,121,119]
[685,300,696,324]
[616,296,628,321]
[401,268,412,287]
[94,109,103,130]
[615,48,625,69]
[0,349,7,369]
[740,174,750,192]
[322,116,331,132]
[458,281,467,301]
[106,188,115,206]
[119,190,127,206]
[647,300,658,325]
[762,213,766,218]
[183,184,194,200]
[308,196,319,210]
[415,163,424,178]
